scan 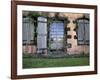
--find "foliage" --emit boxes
[23,52,89,59]
[23,53,33,58]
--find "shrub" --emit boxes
[23,53,33,58]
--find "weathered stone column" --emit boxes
[64,14,83,54]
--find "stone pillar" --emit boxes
[65,14,83,54]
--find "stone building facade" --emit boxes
[22,12,89,55]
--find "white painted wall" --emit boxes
[0,0,100,80]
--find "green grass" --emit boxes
[23,57,89,68]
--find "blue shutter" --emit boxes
[37,17,47,51]
[49,21,64,49]
[23,17,34,44]
[77,19,89,45]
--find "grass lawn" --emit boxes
[23,57,89,68]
